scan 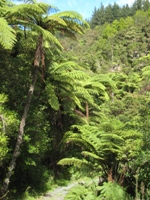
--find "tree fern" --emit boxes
[33,26,63,49]
[46,61,110,118]
[59,115,143,186]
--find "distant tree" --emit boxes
[90,4,106,28]
[112,2,121,20]
[131,0,150,13]
[143,0,150,11]
[121,4,131,18]
[105,4,114,23]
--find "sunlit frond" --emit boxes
[58,158,89,167]
[0,17,16,49]
[54,11,89,28]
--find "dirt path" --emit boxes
[38,182,78,200]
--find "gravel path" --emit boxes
[38,182,78,200]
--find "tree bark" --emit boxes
[107,167,114,182]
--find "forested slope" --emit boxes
[0,0,150,199]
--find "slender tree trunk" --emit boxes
[1,67,38,197]
[1,35,43,198]
[86,102,89,120]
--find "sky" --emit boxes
[46,0,135,19]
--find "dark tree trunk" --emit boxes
[1,35,43,198]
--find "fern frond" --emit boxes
[62,71,89,80]
[45,15,67,28]
[45,84,60,110]
[84,81,106,91]
[98,182,130,200]
[121,130,142,139]
[71,124,93,133]
[4,3,48,19]
[58,158,89,167]
[66,136,97,153]
[81,151,103,160]
[0,17,16,49]
[35,27,63,49]
[23,0,58,13]
[74,86,95,104]
[142,65,150,77]
[93,74,116,88]
[71,95,83,110]
[101,133,125,142]
[51,61,84,73]
[65,126,98,153]
[102,148,122,154]
[54,11,89,29]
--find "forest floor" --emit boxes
[37,176,98,200]
[38,181,78,200]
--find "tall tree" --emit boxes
[112,2,121,20]
[90,3,106,28]
[104,4,114,23]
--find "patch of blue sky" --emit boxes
[45,0,135,19]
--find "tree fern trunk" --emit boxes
[86,102,89,120]
[1,67,38,197]
[1,35,43,198]
[107,168,114,182]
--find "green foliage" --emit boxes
[45,61,110,116]
[0,17,16,49]
[90,0,150,28]
[46,83,60,111]
[1,0,150,199]
[0,94,18,163]
[59,113,143,195]
[58,158,89,168]
[64,179,133,200]
[142,65,150,78]
[65,184,96,200]
[64,178,99,200]
[98,182,133,200]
